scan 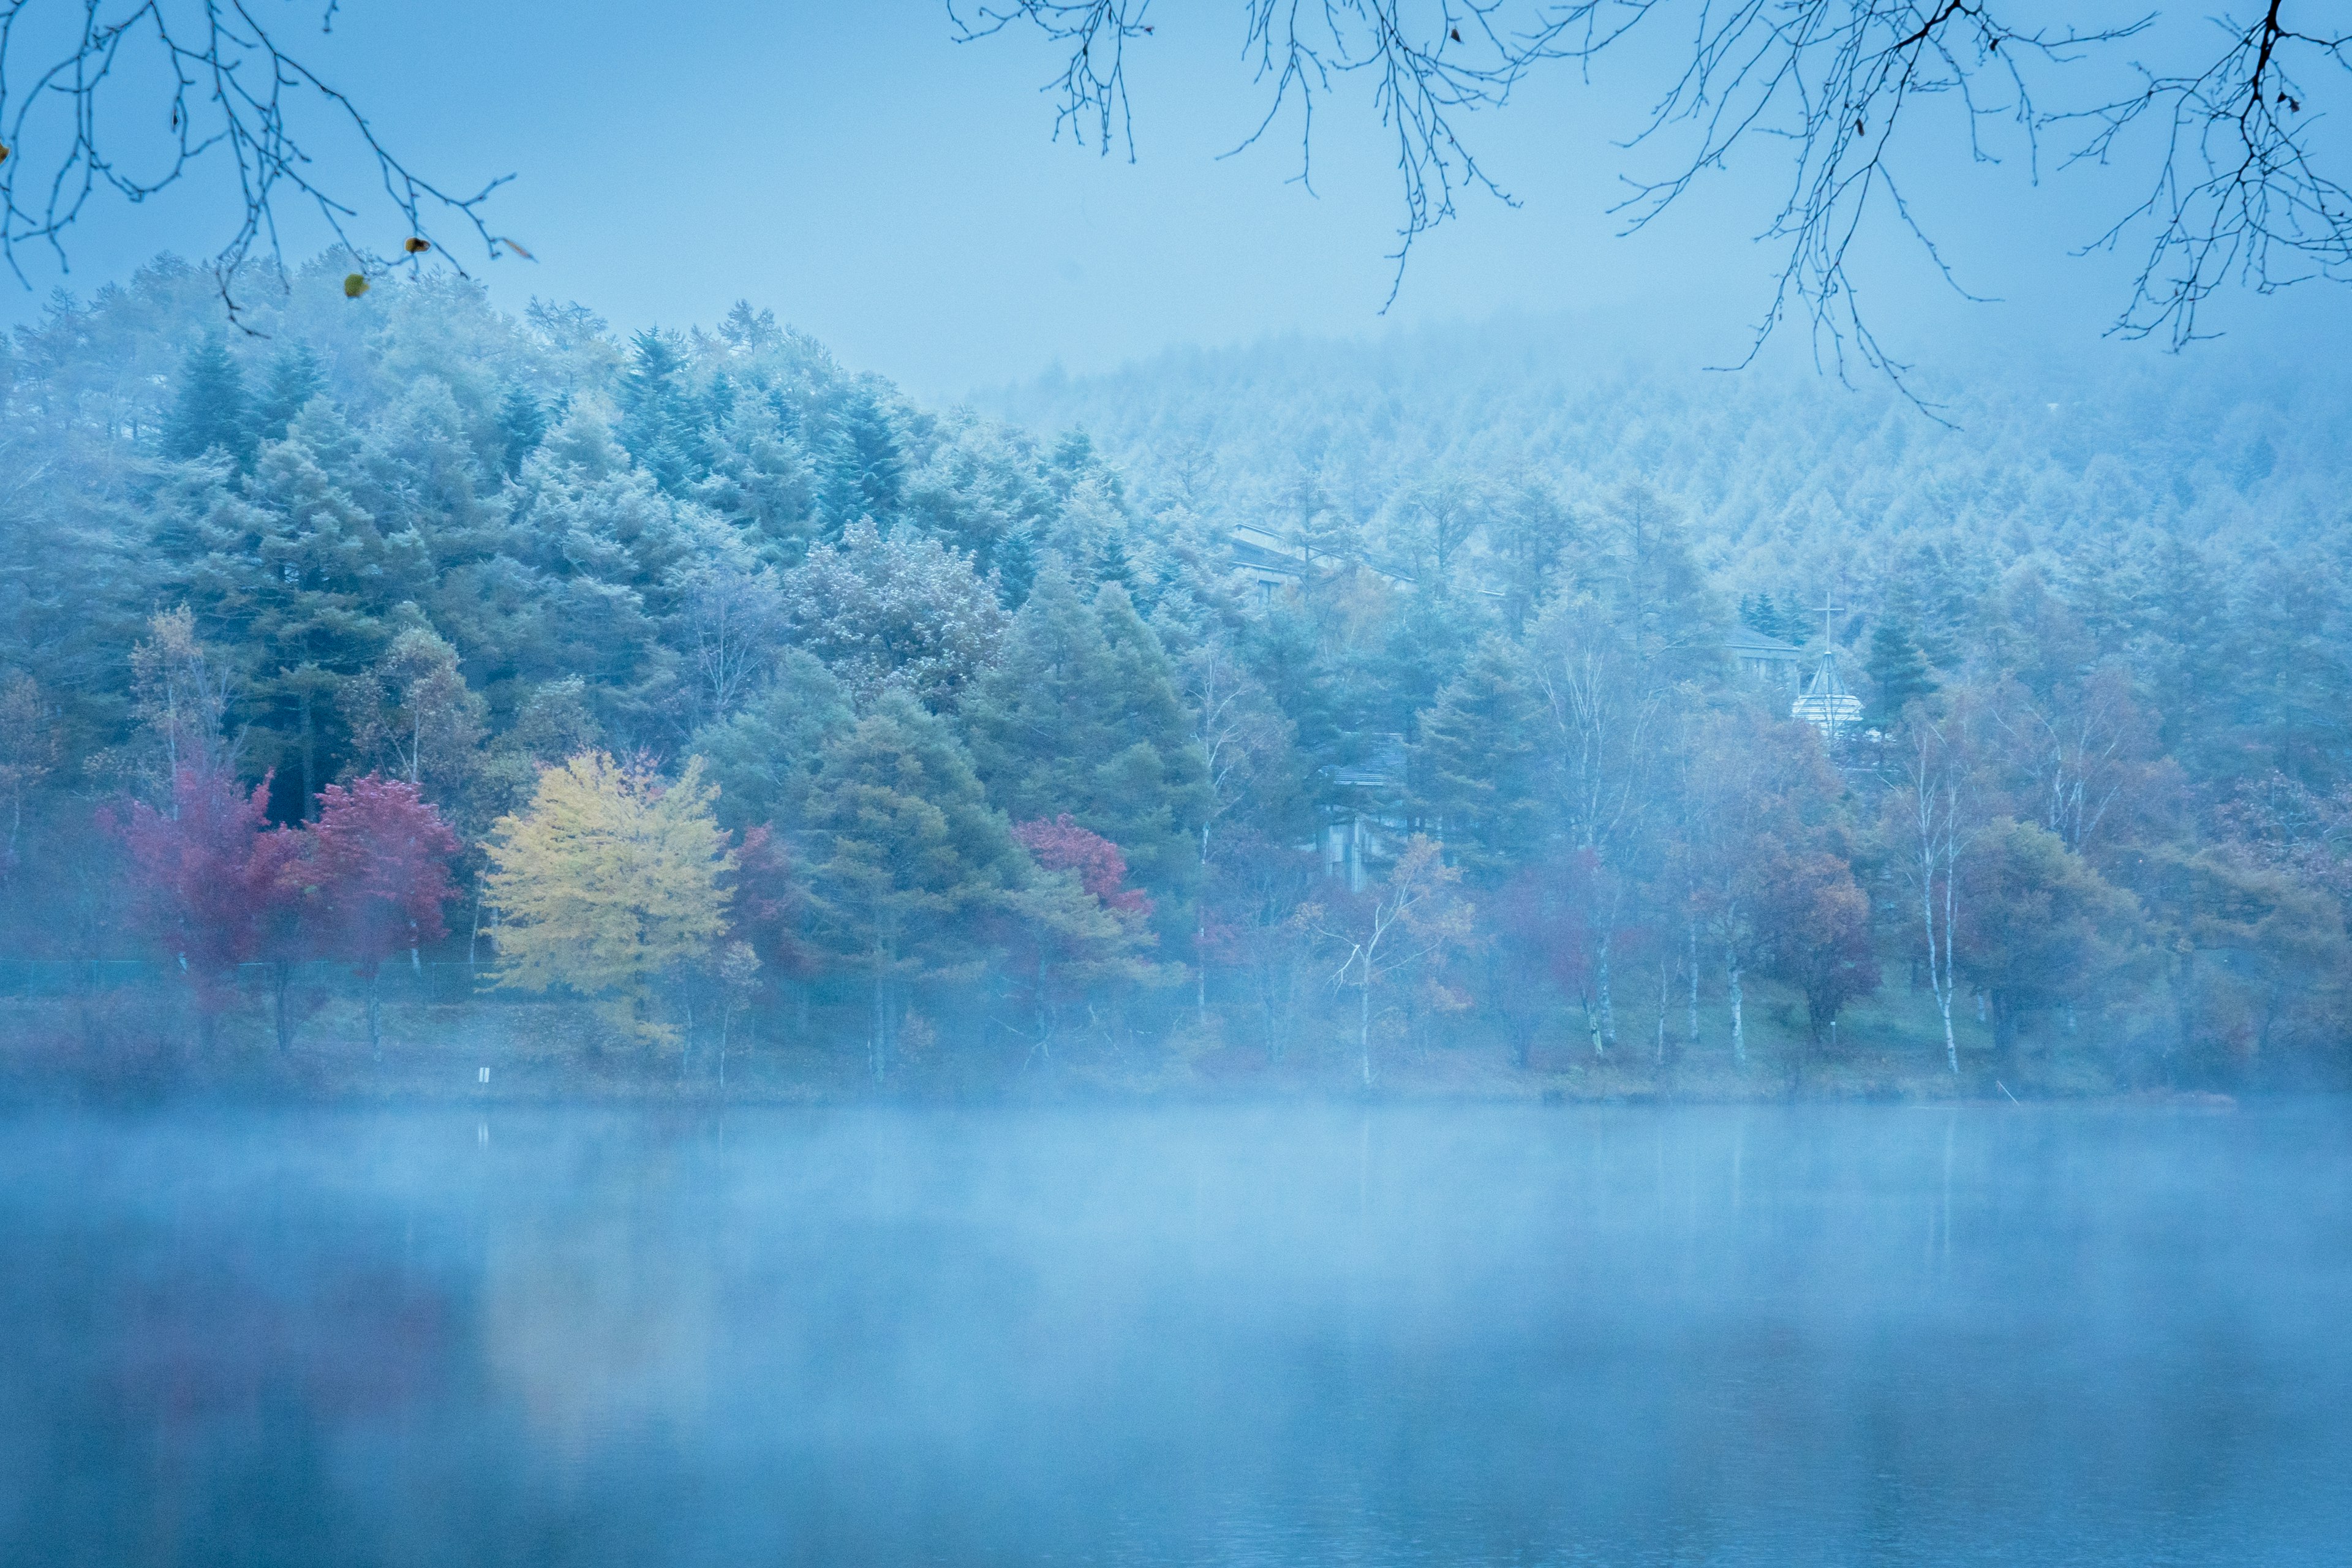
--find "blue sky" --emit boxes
[6,2,2346,398]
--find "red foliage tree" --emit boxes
[1014,815,1151,916]
[113,768,304,1048]
[1755,846,1881,1066]
[310,775,459,1058]
[1007,816,1164,1055]
[730,823,818,1026]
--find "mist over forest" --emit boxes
[2,254,2348,1098]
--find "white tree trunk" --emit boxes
[1727,946,1746,1069]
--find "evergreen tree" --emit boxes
[247,342,325,448]
[963,566,1119,815]
[1096,523,1134,590]
[804,692,1028,1077]
[1091,581,1215,911]
[816,383,906,533]
[1487,477,1575,635]
[1864,618,1936,725]
[688,650,855,834]
[697,397,816,560]
[963,570,1211,923]
[1370,582,1485,744]
[617,328,705,493]
[162,335,254,466]
[497,383,550,477]
[1416,636,1550,882]
[993,524,1039,606]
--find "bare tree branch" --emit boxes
[2059,3,2352,347]
[0,1,521,325]
[954,3,2352,401]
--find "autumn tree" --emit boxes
[121,608,239,802]
[1007,815,1171,1054]
[1306,834,1476,1087]
[728,822,820,1038]
[2124,847,2351,1087]
[113,769,304,1049]
[1686,709,1838,1069]
[486,753,736,1046]
[1754,847,1880,1066]
[309,776,461,1060]
[341,625,489,816]
[1953,818,2144,1065]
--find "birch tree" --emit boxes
[1306,835,1475,1087]
[1887,712,1970,1075]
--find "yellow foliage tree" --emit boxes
[486,752,734,1042]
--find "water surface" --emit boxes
[2,1102,2346,1566]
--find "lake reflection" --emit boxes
[2,1102,2348,1566]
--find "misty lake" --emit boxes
[2,1101,2347,1567]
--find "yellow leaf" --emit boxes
[342,272,369,298]
[485,752,734,1042]
[404,236,430,254]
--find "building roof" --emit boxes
[1722,626,1804,657]
[1324,736,1408,791]
[1231,536,1307,577]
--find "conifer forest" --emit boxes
[2,256,2347,1100]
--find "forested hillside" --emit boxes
[1,257,2345,1095]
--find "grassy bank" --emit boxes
[0,969,2259,1107]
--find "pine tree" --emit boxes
[804,692,1027,1077]
[1091,581,1215,913]
[1864,618,1936,725]
[1096,523,1134,590]
[496,383,550,477]
[1416,636,1551,882]
[162,335,254,466]
[963,570,1211,924]
[688,649,855,833]
[232,399,419,805]
[1371,582,1485,743]
[815,383,905,533]
[993,524,1039,606]
[248,342,325,448]
[964,566,1119,816]
[617,328,706,493]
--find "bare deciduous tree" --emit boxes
[1887,707,1973,1076]
[673,554,786,726]
[956,2,2352,396]
[1306,833,1475,1087]
[1,0,519,316]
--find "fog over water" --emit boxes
[4,1102,2347,1566]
